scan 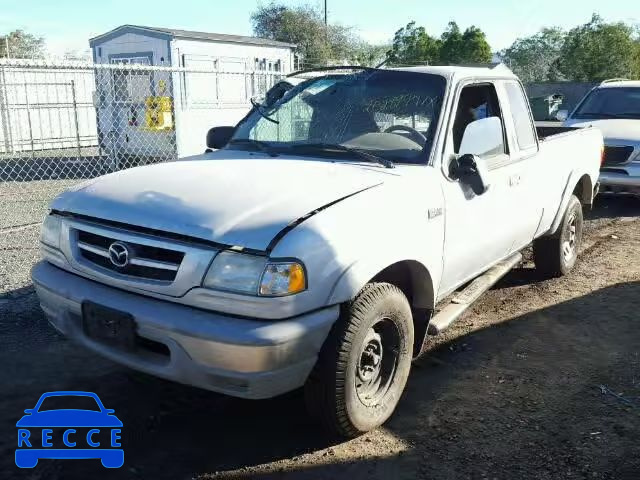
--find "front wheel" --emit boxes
[304,282,414,438]
[533,194,584,277]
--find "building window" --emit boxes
[183,55,218,106]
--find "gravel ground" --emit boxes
[0,175,94,293]
[0,156,169,292]
[1,194,639,480]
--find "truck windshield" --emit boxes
[230,69,447,164]
[573,87,640,120]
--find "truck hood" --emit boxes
[52,155,386,251]
[564,119,640,144]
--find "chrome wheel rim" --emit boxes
[562,211,578,263]
[355,318,400,406]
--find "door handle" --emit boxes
[509,174,521,187]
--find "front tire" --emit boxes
[304,282,414,438]
[533,194,583,277]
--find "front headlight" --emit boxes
[203,251,306,296]
[41,214,62,249]
[260,262,306,296]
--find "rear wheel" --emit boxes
[533,194,583,277]
[304,282,414,438]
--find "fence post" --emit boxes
[24,80,35,158]
[0,65,12,154]
[70,80,82,160]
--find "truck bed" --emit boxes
[536,125,581,141]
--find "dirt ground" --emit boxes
[1,195,639,480]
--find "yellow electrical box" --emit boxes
[144,96,174,131]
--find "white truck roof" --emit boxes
[393,64,518,81]
[290,64,518,83]
[597,80,640,89]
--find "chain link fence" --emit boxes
[0,59,282,295]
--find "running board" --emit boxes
[428,252,523,335]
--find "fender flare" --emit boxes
[549,170,592,235]
[326,257,437,311]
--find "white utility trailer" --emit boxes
[89,25,295,160]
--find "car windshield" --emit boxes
[573,87,640,119]
[230,69,447,164]
[38,395,102,412]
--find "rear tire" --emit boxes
[304,282,414,438]
[533,194,583,277]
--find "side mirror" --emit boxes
[556,109,569,122]
[105,409,115,414]
[24,409,34,414]
[459,117,504,158]
[452,154,491,196]
[206,126,235,150]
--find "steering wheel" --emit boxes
[384,125,427,145]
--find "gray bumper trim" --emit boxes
[31,261,339,399]
[599,171,640,188]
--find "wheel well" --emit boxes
[370,260,434,358]
[573,174,594,206]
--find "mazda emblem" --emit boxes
[108,242,130,268]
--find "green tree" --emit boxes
[438,21,463,64]
[385,21,441,66]
[385,21,492,66]
[459,25,492,63]
[558,14,640,81]
[440,22,492,64]
[251,2,361,68]
[351,43,389,67]
[0,30,45,59]
[500,28,566,83]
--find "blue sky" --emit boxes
[0,0,637,56]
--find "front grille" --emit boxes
[602,146,634,165]
[76,229,184,282]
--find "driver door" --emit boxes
[438,81,517,297]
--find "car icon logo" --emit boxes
[108,242,130,268]
[15,391,124,469]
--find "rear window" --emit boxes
[504,82,537,149]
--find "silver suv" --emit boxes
[561,79,640,195]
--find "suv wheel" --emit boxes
[304,282,414,438]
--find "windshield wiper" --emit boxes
[227,138,278,157]
[250,98,279,124]
[288,143,395,169]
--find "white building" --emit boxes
[89,25,296,159]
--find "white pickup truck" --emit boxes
[32,65,602,437]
